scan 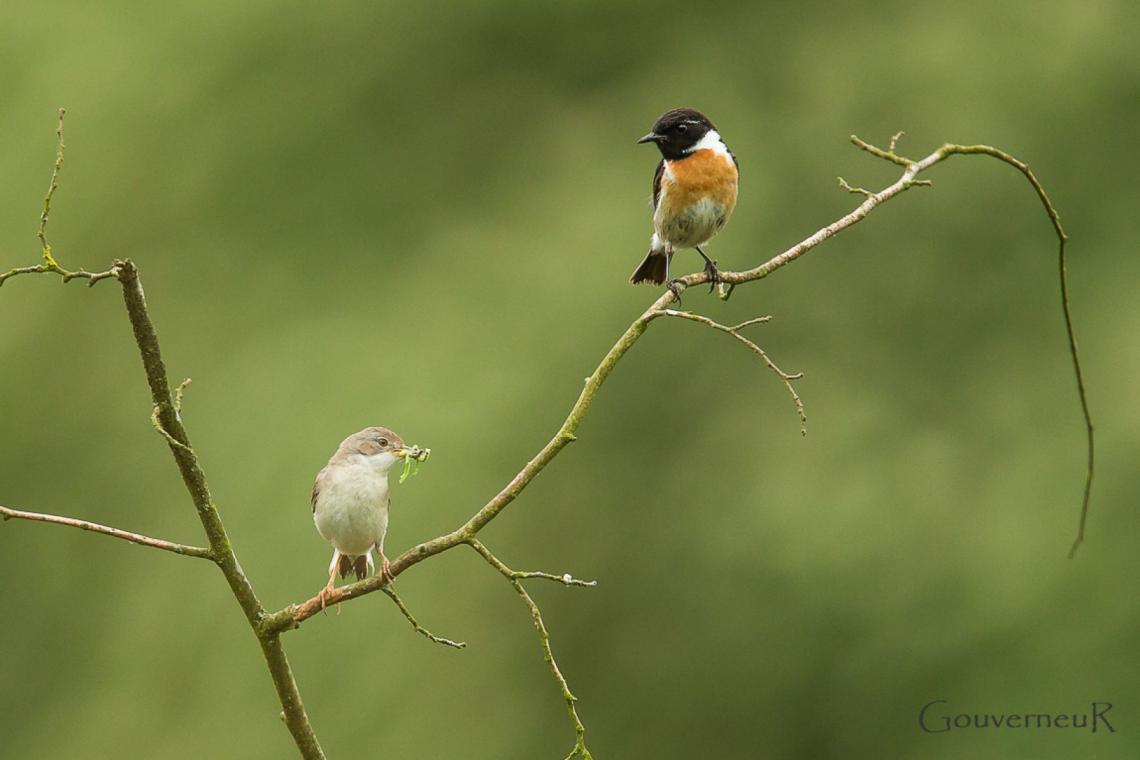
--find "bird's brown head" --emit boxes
[637,108,718,161]
[332,426,411,471]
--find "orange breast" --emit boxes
[654,149,739,248]
[659,149,739,218]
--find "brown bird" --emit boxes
[311,427,423,608]
[630,108,739,295]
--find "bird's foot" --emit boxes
[318,584,340,615]
[666,278,685,304]
[702,258,721,293]
[379,555,393,584]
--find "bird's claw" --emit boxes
[318,585,339,615]
[666,278,685,304]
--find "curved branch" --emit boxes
[270,133,1090,630]
[468,538,593,760]
[925,146,1092,558]
[655,309,806,434]
[0,504,212,559]
[381,585,466,649]
[852,138,1093,557]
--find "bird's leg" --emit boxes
[318,566,338,613]
[695,246,720,293]
[319,549,341,614]
[664,253,685,304]
[374,545,392,583]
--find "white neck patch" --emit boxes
[685,129,731,158]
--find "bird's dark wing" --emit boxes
[652,159,665,210]
[310,469,324,513]
[727,147,739,169]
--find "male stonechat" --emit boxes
[630,108,739,295]
[311,426,427,608]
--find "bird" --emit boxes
[310,426,421,609]
[630,108,739,297]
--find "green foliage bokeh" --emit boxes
[2,1,1137,758]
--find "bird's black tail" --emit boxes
[629,250,669,285]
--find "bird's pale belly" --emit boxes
[655,196,731,249]
[313,467,389,555]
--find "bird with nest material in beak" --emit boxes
[310,426,429,610]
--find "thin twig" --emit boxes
[837,176,874,198]
[847,138,1093,555]
[467,539,593,760]
[380,585,466,649]
[38,108,66,267]
[0,109,116,289]
[657,309,806,435]
[511,570,597,588]
[0,504,213,559]
[151,404,195,455]
[174,378,192,419]
[731,316,772,330]
[919,143,1093,558]
[850,133,914,166]
[0,262,119,287]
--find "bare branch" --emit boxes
[271,134,1091,634]
[850,133,914,166]
[847,137,1092,556]
[0,504,212,559]
[837,176,874,198]
[0,262,119,287]
[922,144,1091,556]
[381,585,466,649]
[511,570,597,588]
[38,108,67,267]
[467,539,593,760]
[174,377,192,418]
[731,316,772,330]
[656,309,806,435]
[0,110,117,289]
[151,404,196,455]
[112,260,326,758]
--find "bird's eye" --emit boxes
[675,123,688,134]
[377,438,389,448]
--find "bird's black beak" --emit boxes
[637,131,660,145]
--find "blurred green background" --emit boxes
[2,1,1137,758]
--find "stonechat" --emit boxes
[311,426,427,608]
[630,108,739,295]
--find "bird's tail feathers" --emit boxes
[629,250,670,285]
[337,553,369,581]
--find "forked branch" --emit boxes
[0,109,117,288]
[468,538,594,760]
[655,309,806,434]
